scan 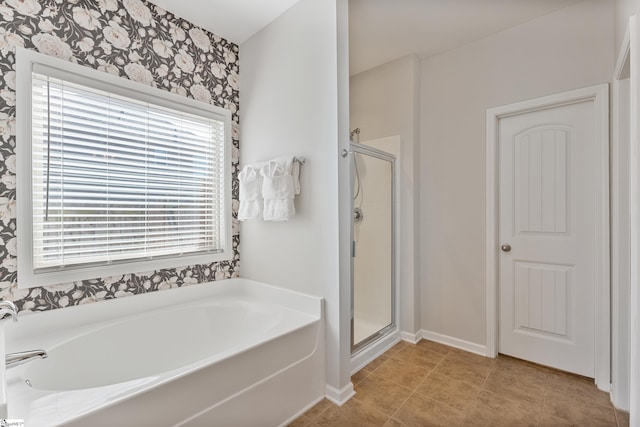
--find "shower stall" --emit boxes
[348,129,397,355]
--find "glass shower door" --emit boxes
[351,143,395,353]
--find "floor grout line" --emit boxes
[459,355,496,425]
[537,372,550,427]
[304,400,332,422]
[613,406,630,427]
[387,349,488,425]
[387,388,415,423]
[413,346,497,423]
[385,346,449,422]
[350,394,401,426]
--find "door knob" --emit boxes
[501,244,511,252]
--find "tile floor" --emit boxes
[289,340,630,427]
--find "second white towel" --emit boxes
[261,160,295,221]
[238,166,263,221]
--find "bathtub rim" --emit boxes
[22,298,318,391]
[6,277,322,351]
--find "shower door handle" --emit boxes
[352,241,356,258]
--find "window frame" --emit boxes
[16,48,233,289]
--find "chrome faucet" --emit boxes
[0,301,46,369]
[0,300,17,322]
[6,350,47,368]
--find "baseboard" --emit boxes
[611,384,630,412]
[325,383,355,406]
[420,329,487,356]
[400,330,422,344]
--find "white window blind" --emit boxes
[30,70,227,272]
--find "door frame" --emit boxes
[348,136,402,374]
[349,142,398,356]
[612,18,632,411]
[485,84,610,391]
[628,14,640,426]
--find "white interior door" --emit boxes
[498,98,597,377]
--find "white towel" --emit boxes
[238,166,263,221]
[263,198,295,221]
[261,160,295,221]
[269,156,301,195]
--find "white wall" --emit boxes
[240,0,351,401]
[617,0,640,52]
[614,0,639,414]
[420,0,615,346]
[611,0,640,418]
[613,75,631,410]
[350,56,421,335]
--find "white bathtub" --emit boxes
[3,278,325,426]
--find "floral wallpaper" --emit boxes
[0,0,240,311]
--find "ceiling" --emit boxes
[146,0,584,74]
[145,0,301,44]
[349,0,583,75]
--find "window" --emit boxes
[16,48,232,288]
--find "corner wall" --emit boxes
[419,0,615,346]
[240,0,351,401]
[616,0,640,52]
[349,55,421,336]
[614,0,639,413]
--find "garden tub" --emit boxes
[4,278,325,426]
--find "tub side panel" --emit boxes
[182,346,325,427]
[62,321,322,427]
[184,309,326,427]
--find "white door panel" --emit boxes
[513,262,570,338]
[498,100,595,377]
